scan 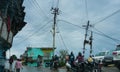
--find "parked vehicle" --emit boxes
[112,44,120,69]
[102,50,114,66]
[93,51,109,63]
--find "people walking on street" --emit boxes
[37,55,42,67]
[69,51,75,67]
[15,59,23,72]
[9,56,13,71]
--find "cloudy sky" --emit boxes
[6,0,120,58]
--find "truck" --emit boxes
[112,44,120,69]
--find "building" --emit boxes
[0,0,26,70]
[24,47,55,67]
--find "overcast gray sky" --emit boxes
[7,0,120,58]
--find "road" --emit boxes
[14,66,120,72]
[21,66,52,72]
[102,66,120,72]
[5,60,120,72]
[5,66,119,72]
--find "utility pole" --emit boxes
[51,8,59,56]
[89,31,93,56]
[83,20,93,56]
[83,20,90,56]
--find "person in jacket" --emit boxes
[15,59,23,72]
[9,56,13,71]
[69,51,75,67]
[76,52,84,63]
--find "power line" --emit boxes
[15,20,52,45]
[58,19,85,29]
[27,0,49,19]
[92,27,120,43]
[93,8,120,26]
[56,25,69,50]
[92,33,116,46]
[51,0,59,9]
[34,0,49,19]
[59,19,120,45]
[19,17,52,40]
[85,0,88,20]
[27,0,44,17]
[58,19,120,44]
[24,0,54,39]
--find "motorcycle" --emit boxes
[53,60,59,69]
[70,61,85,72]
[66,61,71,71]
[84,61,94,72]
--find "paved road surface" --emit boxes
[5,60,120,72]
[21,66,67,72]
[21,66,52,72]
[21,66,120,72]
[102,66,120,72]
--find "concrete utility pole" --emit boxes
[83,20,93,56]
[51,8,59,56]
[83,21,90,56]
[89,31,93,56]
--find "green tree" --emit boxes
[12,55,17,60]
[59,49,68,67]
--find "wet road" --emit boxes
[21,66,67,72]
[21,66,52,72]
[17,66,120,72]
[5,60,120,72]
[5,66,120,72]
[102,66,120,72]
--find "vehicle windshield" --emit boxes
[116,46,120,51]
[95,52,106,56]
[106,50,113,56]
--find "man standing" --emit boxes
[69,52,75,67]
[9,56,13,71]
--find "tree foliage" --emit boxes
[12,54,17,60]
[59,49,68,60]
[59,49,69,67]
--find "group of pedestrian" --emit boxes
[9,55,23,72]
[66,51,84,67]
